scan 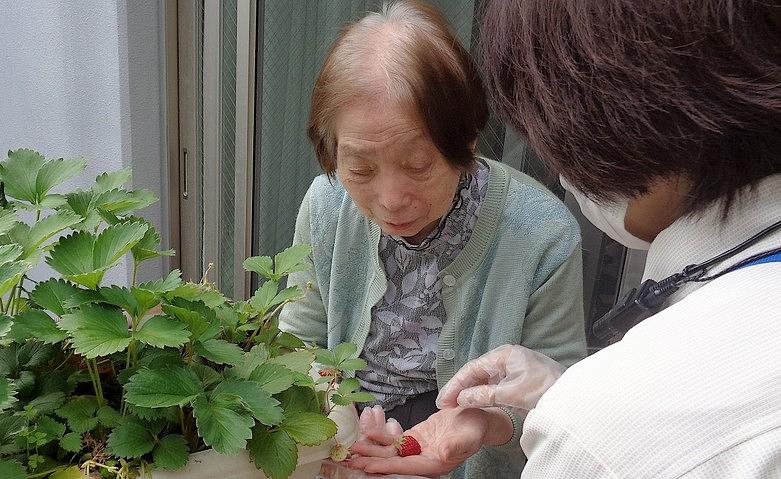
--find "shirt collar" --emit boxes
[643,174,781,303]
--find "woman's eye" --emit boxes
[350,169,372,176]
[408,164,430,175]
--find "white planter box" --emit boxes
[152,404,360,479]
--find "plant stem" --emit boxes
[131,260,139,286]
[178,407,187,438]
[244,300,290,351]
[86,359,105,407]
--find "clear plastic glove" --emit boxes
[436,345,565,416]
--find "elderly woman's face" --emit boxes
[334,99,462,243]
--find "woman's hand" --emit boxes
[436,345,565,416]
[348,407,512,477]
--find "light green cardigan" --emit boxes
[280,160,587,478]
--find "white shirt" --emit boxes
[521,175,781,478]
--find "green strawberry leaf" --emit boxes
[194,339,244,366]
[95,188,156,215]
[93,169,132,194]
[97,405,123,427]
[274,386,324,416]
[314,349,338,367]
[55,396,99,433]
[332,378,375,405]
[268,350,315,375]
[0,209,19,236]
[192,394,254,455]
[0,459,25,479]
[337,358,367,371]
[249,363,296,395]
[226,345,269,380]
[280,411,337,446]
[243,255,273,279]
[30,279,80,316]
[10,309,67,344]
[65,304,131,358]
[45,231,100,289]
[9,210,82,258]
[153,434,189,470]
[0,377,17,412]
[0,315,11,340]
[273,244,311,277]
[49,465,83,479]
[0,260,29,297]
[0,150,84,204]
[248,280,279,315]
[124,366,201,408]
[248,427,298,479]
[60,431,82,453]
[47,221,148,290]
[333,343,358,363]
[137,269,182,293]
[133,315,190,349]
[0,415,24,455]
[1,149,47,202]
[107,420,156,458]
[190,363,222,389]
[36,415,66,445]
[131,220,174,263]
[271,286,303,307]
[0,244,22,266]
[36,157,87,199]
[272,331,306,350]
[211,380,284,426]
[28,392,66,415]
[93,221,149,268]
[126,404,178,422]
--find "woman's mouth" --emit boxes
[385,219,416,230]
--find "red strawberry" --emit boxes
[395,435,422,457]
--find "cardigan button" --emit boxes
[442,274,456,287]
[440,348,455,360]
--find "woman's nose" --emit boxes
[377,180,411,212]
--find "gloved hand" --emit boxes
[435,345,565,416]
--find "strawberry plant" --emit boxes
[0,149,371,479]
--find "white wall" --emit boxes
[0,0,168,286]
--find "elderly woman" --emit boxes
[279,1,586,477]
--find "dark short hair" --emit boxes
[309,0,488,176]
[480,0,781,214]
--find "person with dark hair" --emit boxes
[279,1,587,477]
[349,0,781,477]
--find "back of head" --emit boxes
[309,0,488,175]
[480,0,781,215]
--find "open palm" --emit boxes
[348,407,489,477]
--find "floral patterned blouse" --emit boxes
[357,161,490,409]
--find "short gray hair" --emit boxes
[308,0,488,175]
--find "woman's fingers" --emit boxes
[349,455,445,477]
[349,441,396,458]
[365,429,400,446]
[385,417,404,436]
[456,384,498,408]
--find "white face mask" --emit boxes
[560,176,651,250]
